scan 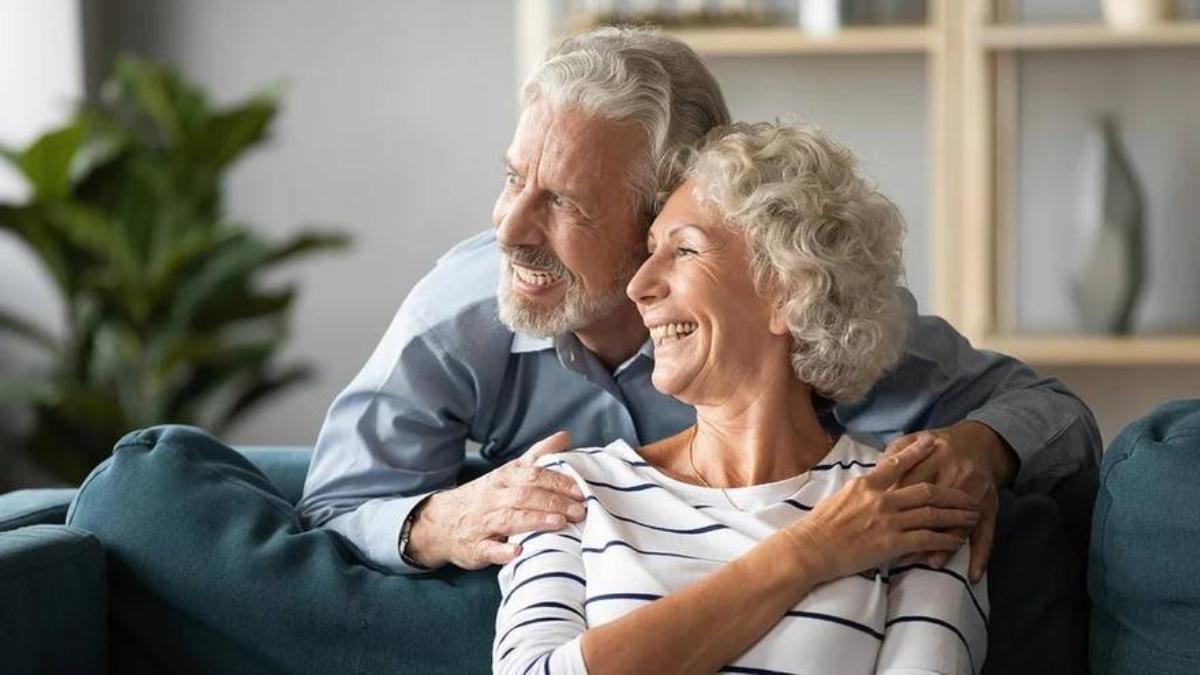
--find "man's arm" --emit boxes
[839,289,1102,495]
[296,309,475,574]
[297,303,584,574]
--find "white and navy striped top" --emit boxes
[493,435,988,674]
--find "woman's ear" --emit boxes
[767,302,790,337]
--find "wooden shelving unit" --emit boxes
[662,26,933,56]
[982,21,1200,51]
[518,0,1200,366]
[980,335,1200,366]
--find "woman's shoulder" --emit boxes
[534,439,652,481]
[825,431,887,468]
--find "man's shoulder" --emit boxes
[399,229,513,354]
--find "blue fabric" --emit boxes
[0,525,106,674]
[0,488,77,532]
[299,228,1100,573]
[66,425,500,674]
[238,446,313,505]
[1089,399,1200,674]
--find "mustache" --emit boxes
[501,245,571,278]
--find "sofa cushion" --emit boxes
[1089,399,1200,674]
[236,446,313,505]
[0,525,107,673]
[67,425,500,674]
[0,489,77,531]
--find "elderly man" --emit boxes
[296,25,1100,586]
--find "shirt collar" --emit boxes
[509,331,555,354]
[613,337,654,376]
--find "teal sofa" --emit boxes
[2,400,1195,674]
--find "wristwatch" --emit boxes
[398,512,430,570]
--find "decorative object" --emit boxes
[0,57,349,481]
[799,0,840,35]
[1102,0,1172,29]
[1070,116,1146,335]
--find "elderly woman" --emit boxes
[492,122,989,675]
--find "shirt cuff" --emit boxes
[324,492,439,575]
[964,408,1037,475]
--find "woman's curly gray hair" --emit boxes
[658,122,909,403]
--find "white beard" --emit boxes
[496,259,637,338]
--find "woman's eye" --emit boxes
[676,246,697,257]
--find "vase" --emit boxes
[1102,0,1173,29]
[1070,116,1146,335]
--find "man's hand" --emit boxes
[406,431,585,570]
[884,421,1019,583]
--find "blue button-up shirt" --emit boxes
[297,230,1100,573]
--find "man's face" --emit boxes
[492,100,648,337]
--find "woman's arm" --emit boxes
[582,439,978,675]
[496,439,978,675]
[493,521,591,674]
[876,546,989,674]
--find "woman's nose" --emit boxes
[627,254,668,305]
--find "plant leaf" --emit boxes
[194,93,278,170]
[213,363,313,433]
[10,124,86,200]
[262,229,351,268]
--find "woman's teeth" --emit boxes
[650,322,698,346]
[513,265,563,286]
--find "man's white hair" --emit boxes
[658,122,910,403]
[523,26,730,224]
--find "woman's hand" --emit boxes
[779,438,980,583]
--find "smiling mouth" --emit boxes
[511,263,565,287]
[648,322,698,347]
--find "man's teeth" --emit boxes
[650,322,698,345]
[514,265,563,286]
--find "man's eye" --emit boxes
[505,173,520,188]
[551,194,570,208]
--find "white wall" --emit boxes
[0,0,82,468]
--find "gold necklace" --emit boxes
[686,425,834,512]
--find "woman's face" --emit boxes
[626,181,792,406]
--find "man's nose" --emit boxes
[495,191,544,248]
[626,254,667,306]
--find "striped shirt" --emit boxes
[493,435,988,674]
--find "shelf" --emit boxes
[978,334,1200,366]
[662,26,934,56]
[981,21,1200,51]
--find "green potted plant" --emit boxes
[0,56,348,482]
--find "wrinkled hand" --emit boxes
[407,431,584,570]
[780,438,981,583]
[886,421,1017,582]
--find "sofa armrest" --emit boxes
[235,446,312,505]
[0,525,107,673]
[0,489,77,532]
